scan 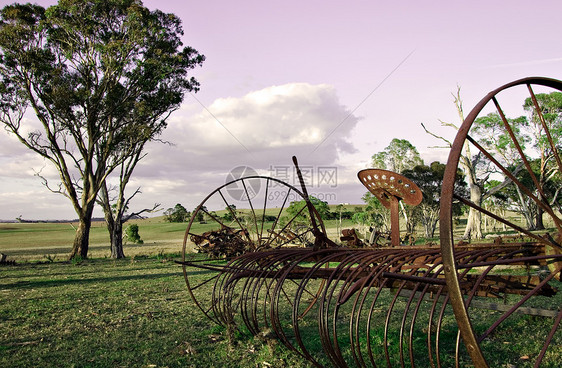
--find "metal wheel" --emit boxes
[440,77,562,367]
[181,176,327,323]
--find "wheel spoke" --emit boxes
[264,187,293,248]
[218,189,254,244]
[492,96,546,200]
[466,134,560,225]
[476,263,562,343]
[527,84,562,176]
[453,193,561,249]
[241,179,261,244]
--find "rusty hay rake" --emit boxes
[178,77,562,367]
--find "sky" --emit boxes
[1,0,562,220]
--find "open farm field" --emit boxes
[0,217,190,262]
[0,213,359,262]
[0,256,312,368]
[1,211,561,367]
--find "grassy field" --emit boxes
[0,217,189,262]
[1,215,560,367]
[0,256,313,368]
[0,215,361,262]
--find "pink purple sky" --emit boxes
[1,0,562,220]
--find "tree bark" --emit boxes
[69,203,95,260]
[110,221,125,259]
[100,183,127,259]
[103,205,126,259]
[463,182,483,240]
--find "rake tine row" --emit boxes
[184,243,559,367]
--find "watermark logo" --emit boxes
[224,164,339,203]
[225,166,260,201]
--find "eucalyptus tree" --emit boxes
[0,1,204,259]
[523,92,562,229]
[370,138,423,230]
[422,88,487,239]
[371,138,423,173]
[402,162,466,238]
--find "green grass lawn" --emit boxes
[0,256,312,368]
[1,214,560,367]
[0,217,189,262]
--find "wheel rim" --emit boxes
[440,77,562,367]
[182,175,327,322]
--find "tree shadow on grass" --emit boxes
[0,269,199,290]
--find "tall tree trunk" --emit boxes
[463,182,483,240]
[100,184,126,259]
[535,206,545,230]
[110,219,125,259]
[69,203,95,260]
[515,185,535,230]
[535,170,546,230]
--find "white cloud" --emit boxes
[0,83,363,219]
[169,83,358,155]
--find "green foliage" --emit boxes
[70,254,84,265]
[0,0,205,258]
[371,138,423,173]
[194,205,207,223]
[222,204,237,221]
[125,223,143,244]
[472,112,529,163]
[402,161,466,237]
[286,196,331,221]
[360,191,390,230]
[163,203,190,223]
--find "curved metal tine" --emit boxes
[246,250,285,335]
[425,281,448,368]
[290,250,340,366]
[222,253,268,326]
[210,261,239,326]
[325,250,377,367]
[465,134,562,229]
[352,251,402,368]
[215,258,246,326]
[526,84,562,184]
[492,96,548,202]
[235,252,280,331]
[406,252,443,367]
[360,251,411,367]
[349,250,413,367]
[440,248,497,367]
[241,178,261,243]
[352,251,391,368]
[322,250,367,367]
[382,251,435,367]
[244,252,287,335]
[271,251,320,358]
[453,193,561,250]
[235,253,267,334]
[252,254,285,328]
[217,189,254,245]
